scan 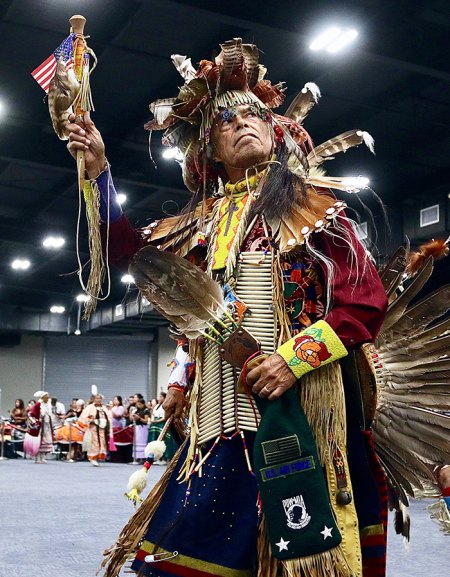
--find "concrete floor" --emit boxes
[0,458,448,577]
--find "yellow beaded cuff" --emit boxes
[277,320,347,379]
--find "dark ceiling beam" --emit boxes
[0,151,186,197]
[0,217,89,257]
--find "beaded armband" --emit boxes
[277,320,347,379]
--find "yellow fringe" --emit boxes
[301,364,362,577]
[98,439,187,577]
[281,547,352,577]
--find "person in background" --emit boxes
[56,399,86,462]
[147,398,157,415]
[29,391,54,464]
[51,397,66,424]
[26,399,36,412]
[111,395,125,428]
[64,398,79,420]
[10,398,27,445]
[131,397,150,463]
[147,392,176,464]
[10,399,27,427]
[124,395,137,426]
[80,393,112,466]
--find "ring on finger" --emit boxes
[263,384,272,393]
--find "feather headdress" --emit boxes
[145,39,374,195]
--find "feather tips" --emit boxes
[307,130,375,167]
[129,245,224,339]
[284,82,321,124]
[407,238,449,275]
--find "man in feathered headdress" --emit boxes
[67,39,389,577]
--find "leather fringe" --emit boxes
[83,180,104,319]
[98,439,187,577]
[281,547,352,577]
[257,516,352,577]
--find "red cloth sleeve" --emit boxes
[100,214,146,272]
[314,216,388,349]
[29,402,40,419]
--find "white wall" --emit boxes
[0,335,44,417]
[156,327,176,395]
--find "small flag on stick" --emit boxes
[31,34,75,93]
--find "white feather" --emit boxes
[144,440,166,460]
[91,384,98,395]
[302,82,321,102]
[171,54,196,81]
[126,467,149,493]
[357,130,375,154]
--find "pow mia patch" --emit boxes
[282,495,311,530]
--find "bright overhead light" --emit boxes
[162,147,184,161]
[117,193,127,205]
[0,100,5,117]
[327,29,358,53]
[50,305,66,314]
[11,258,31,270]
[121,274,135,284]
[342,176,370,192]
[309,27,342,51]
[309,27,358,53]
[43,236,65,249]
[76,293,91,303]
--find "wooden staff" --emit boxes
[70,14,87,193]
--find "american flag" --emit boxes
[31,34,75,93]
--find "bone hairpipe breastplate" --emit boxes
[197,252,276,444]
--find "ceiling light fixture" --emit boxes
[162,147,184,161]
[43,236,65,249]
[76,293,91,303]
[50,305,66,314]
[309,27,358,53]
[11,258,31,270]
[121,274,135,284]
[342,176,370,192]
[117,193,127,205]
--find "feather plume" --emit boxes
[377,257,433,336]
[386,285,450,338]
[407,238,449,275]
[91,384,98,396]
[171,54,196,81]
[48,60,80,140]
[129,245,224,339]
[241,43,260,88]
[374,242,450,523]
[147,98,178,130]
[284,82,321,124]
[307,130,375,167]
[378,245,408,298]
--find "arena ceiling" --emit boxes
[0,0,449,330]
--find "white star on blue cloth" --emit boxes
[275,537,290,551]
[320,526,333,540]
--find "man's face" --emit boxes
[211,104,273,179]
